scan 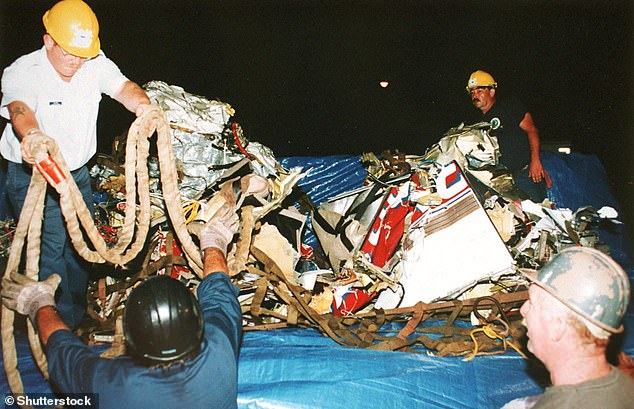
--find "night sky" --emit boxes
[1,0,632,230]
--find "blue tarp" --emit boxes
[238,327,547,409]
[542,151,633,270]
[1,153,633,408]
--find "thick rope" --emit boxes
[1,106,197,404]
[228,205,254,276]
[2,167,48,401]
[155,113,204,275]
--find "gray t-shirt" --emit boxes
[534,366,634,409]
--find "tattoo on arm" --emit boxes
[9,105,26,119]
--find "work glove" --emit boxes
[1,272,61,323]
[20,129,46,165]
[200,204,239,255]
[135,103,153,118]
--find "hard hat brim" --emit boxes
[519,268,624,334]
[519,268,538,281]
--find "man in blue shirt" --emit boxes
[2,206,242,409]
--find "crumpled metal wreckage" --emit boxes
[84,85,620,358]
[144,80,279,199]
[0,219,16,259]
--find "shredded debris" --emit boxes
[3,82,622,359]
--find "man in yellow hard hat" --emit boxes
[465,70,552,202]
[0,0,151,328]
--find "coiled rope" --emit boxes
[463,322,528,362]
[1,105,204,404]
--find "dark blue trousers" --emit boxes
[6,161,93,328]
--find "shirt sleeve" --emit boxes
[507,96,528,125]
[92,52,130,98]
[0,58,38,120]
[196,273,243,357]
[46,330,119,393]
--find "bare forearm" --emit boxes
[203,248,229,278]
[113,80,151,115]
[35,306,71,346]
[527,129,541,162]
[7,101,40,139]
[520,112,541,162]
[519,111,551,185]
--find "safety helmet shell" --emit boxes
[521,247,631,334]
[124,275,204,365]
[466,70,497,93]
[42,0,100,59]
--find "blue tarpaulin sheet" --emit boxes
[1,153,633,408]
[542,151,633,270]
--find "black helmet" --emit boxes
[123,275,204,365]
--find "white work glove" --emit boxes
[200,204,239,255]
[1,272,61,323]
[135,103,152,118]
[20,129,45,165]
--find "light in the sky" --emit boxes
[379,81,389,88]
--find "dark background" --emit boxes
[1,0,632,236]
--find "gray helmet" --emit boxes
[521,247,630,334]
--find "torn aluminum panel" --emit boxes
[169,130,277,198]
[312,183,387,273]
[375,161,515,307]
[423,122,500,170]
[144,81,278,199]
[511,204,620,265]
[144,81,234,134]
[422,122,529,201]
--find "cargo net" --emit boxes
[65,86,621,358]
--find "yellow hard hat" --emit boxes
[42,0,100,59]
[466,70,497,93]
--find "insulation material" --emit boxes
[144,80,234,134]
[423,122,500,170]
[376,161,515,307]
[144,80,278,199]
[251,223,300,284]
